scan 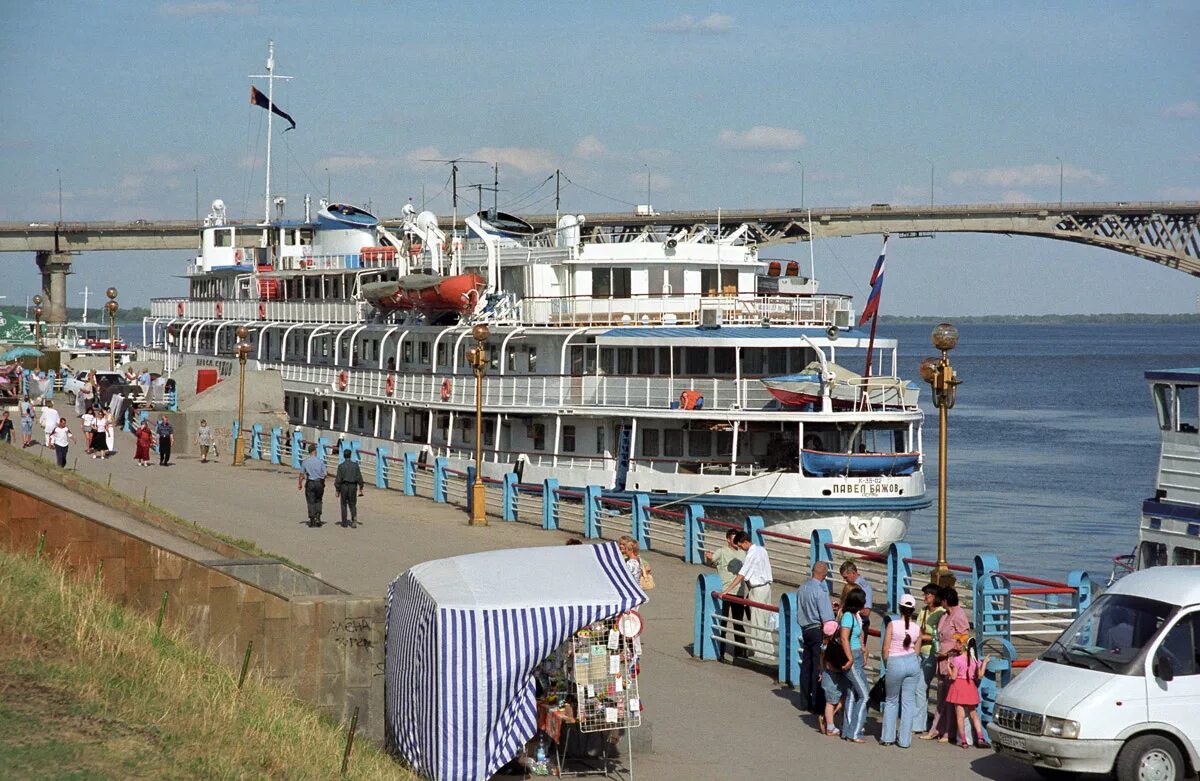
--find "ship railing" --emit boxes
[553,488,588,536]
[754,525,814,585]
[697,583,781,667]
[150,297,365,324]
[596,496,635,542]
[643,504,689,560]
[631,455,764,479]
[826,543,890,609]
[513,292,853,328]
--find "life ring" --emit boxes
[257,302,267,320]
[385,373,395,397]
[176,301,184,317]
[440,378,452,401]
[234,248,244,264]
[338,371,348,391]
[215,302,223,319]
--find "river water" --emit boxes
[890,322,1200,581]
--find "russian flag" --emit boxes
[857,237,888,326]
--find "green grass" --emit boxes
[0,548,415,780]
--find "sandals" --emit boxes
[917,732,940,741]
[975,739,990,749]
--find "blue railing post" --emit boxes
[543,478,559,530]
[45,370,55,400]
[20,370,27,397]
[317,436,330,467]
[350,440,361,462]
[887,542,914,613]
[230,418,239,443]
[375,447,388,489]
[433,457,448,503]
[693,573,724,660]
[250,423,263,460]
[167,388,178,411]
[1068,570,1092,617]
[466,466,476,515]
[746,515,766,546]
[979,639,1018,734]
[583,485,601,539]
[683,504,707,564]
[290,431,303,469]
[974,554,1009,645]
[630,493,650,551]
[269,426,282,465]
[779,592,800,686]
[402,451,417,496]
[502,472,517,522]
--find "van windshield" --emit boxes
[1043,593,1175,675]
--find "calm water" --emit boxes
[889,322,1200,580]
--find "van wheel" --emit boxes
[1115,735,1184,781]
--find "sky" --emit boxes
[0,1,1198,316]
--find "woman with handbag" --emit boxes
[837,587,871,743]
[618,536,654,591]
[880,594,923,747]
[818,618,848,737]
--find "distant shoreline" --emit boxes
[880,313,1200,325]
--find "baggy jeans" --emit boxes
[914,652,938,733]
[882,653,922,747]
[842,650,870,741]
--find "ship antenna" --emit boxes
[250,40,292,226]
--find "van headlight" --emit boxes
[1043,717,1080,739]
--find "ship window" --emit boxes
[637,348,655,375]
[767,348,787,375]
[617,349,633,375]
[527,346,537,372]
[1153,384,1173,431]
[1175,548,1200,566]
[596,426,606,455]
[419,342,430,365]
[281,229,295,246]
[650,266,685,296]
[1176,384,1198,433]
[402,341,413,364]
[716,431,733,457]
[356,406,364,430]
[599,348,614,375]
[1139,541,1168,569]
[688,430,711,457]
[570,346,585,375]
[532,424,545,451]
[701,268,738,296]
[436,342,447,367]
[641,429,659,457]
[713,348,735,375]
[741,347,764,376]
[593,267,632,298]
[484,419,495,447]
[663,430,683,457]
[562,425,576,453]
[299,229,313,246]
[658,347,672,375]
[685,347,708,374]
[213,229,233,248]
[507,348,517,372]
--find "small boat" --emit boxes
[762,360,919,410]
[362,273,485,316]
[802,448,921,477]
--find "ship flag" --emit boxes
[857,236,888,326]
[250,86,296,132]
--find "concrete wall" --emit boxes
[0,481,388,741]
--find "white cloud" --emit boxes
[158,1,254,16]
[949,163,1107,187]
[1000,190,1035,203]
[320,154,389,172]
[652,13,734,34]
[574,135,607,160]
[471,146,556,174]
[404,146,444,167]
[629,171,672,191]
[1160,186,1200,200]
[749,160,796,175]
[1163,100,1200,119]
[718,126,806,151]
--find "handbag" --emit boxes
[639,569,655,591]
[824,622,849,670]
[868,676,887,711]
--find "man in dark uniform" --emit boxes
[297,443,327,527]
[334,449,365,528]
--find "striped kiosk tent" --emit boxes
[385,541,646,781]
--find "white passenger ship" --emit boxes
[138,44,929,550]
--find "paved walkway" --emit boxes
[1,434,1040,781]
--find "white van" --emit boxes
[988,566,1200,780]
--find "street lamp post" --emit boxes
[32,296,44,371]
[797,161,805,210]
[1055,156,1064,209]
[919,322,963,587]
[468,323,491,525]
[232,326,252,466]
[104,288,119,370]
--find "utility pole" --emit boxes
[78,286,91,323]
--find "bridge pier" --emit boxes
[35,250,73,339]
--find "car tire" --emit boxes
[1115,734,1184,781]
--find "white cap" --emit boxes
[899,593,917,609]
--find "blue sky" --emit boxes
[1,1,1197,315]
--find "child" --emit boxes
[945,635,991,748]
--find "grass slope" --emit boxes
[0,548,415,780]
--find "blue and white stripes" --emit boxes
[385,542,646,780]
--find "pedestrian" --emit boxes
[945,637,991,749]
[881,593,923,748]
[39,400,60,447]
[819,622,850,737]
[836,587,871,743]
[334,449,364,527]
[705,529,747,660]
[156,415,175,466]
[0,411,13,444]
[722,532,773,659]
[297,443,327,527]
[92,408,112,458]
[617,535,650,584]
[75,375,94,416]
[795,561,837,712]
[20,396,35,448]
[196,419,214,462]
[914,582,944,735]
[50,417,73,467]
[133,420,154,466]
[138,368,151,400]
[80,406,96,453]
[839,560,875,639]
[920,585,971,743]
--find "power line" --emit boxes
[559,172,638,208]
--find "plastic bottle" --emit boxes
[533,732,548,775]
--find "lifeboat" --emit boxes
[362,273,485,317]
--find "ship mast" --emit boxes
[250,41,292,226]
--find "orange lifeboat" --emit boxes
[362,273,485,318]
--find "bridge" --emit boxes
[3,200,1198,329]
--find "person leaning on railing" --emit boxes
[704,528,746,660]
[794,561,836,713]
[722,532,773,660]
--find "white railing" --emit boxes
[514,293,853,328]
[149,298,365,324]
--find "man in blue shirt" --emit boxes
[795,561,836,713]
[297,444,327,527]
[840,560,874,638]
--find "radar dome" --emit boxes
[416,210,440,232]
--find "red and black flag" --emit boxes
[250,86,296,132]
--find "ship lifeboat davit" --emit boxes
[362,273,485,318]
